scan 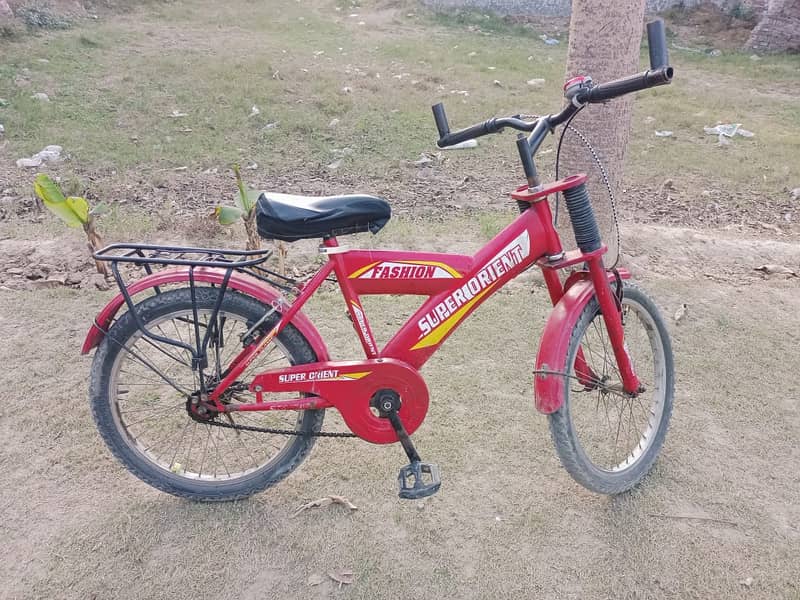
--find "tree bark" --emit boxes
[561,0,647,258]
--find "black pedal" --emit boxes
[398,461,441,500]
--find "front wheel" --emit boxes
[548,283,674,494]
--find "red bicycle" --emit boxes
[84,22,675,502]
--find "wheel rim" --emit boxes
[108,306,305,484]
[567,295,668,473]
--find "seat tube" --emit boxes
[586,256,640,394]
[326,238,380,358]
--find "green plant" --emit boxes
[33,173,109,276]
[214,165,287,273]
[17,3,71,30]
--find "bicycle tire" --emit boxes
[548,283,674,494]
[89,286,324,501]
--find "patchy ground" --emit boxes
[0,1,799,599]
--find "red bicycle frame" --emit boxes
[83,174,640,445]
[218,175,635,424]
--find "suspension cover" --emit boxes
[250,358,429,444]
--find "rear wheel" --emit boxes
[548,283,674,494]
[89,287,324,501]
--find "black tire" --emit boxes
[89,287,325,501]
[548,283,674,494]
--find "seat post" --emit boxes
[322,236,339,249]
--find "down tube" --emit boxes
[383,207,558,368]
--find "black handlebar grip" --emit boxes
[432,103,450,139]
[647,19,669,69]
[582,67,673,103]
[438,121,492,148]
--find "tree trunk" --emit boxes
[746,0,800,53]
[561,0,647,260]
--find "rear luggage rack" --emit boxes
[93,243,300,363]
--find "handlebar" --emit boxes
[578,65,673,104]
[432,18,673,149]
[432,107,538,148]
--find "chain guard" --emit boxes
[249,358,430,444]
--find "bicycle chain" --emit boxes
[206,417,357,438]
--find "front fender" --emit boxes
[534,270,629,414]
[81,267,330,361]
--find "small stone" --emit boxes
[413,154,434,167]
[327,159,343,170]
[6,267,24,275]
[790,187,800,200]
[341,86,352,94]
[709,49,722,57]
[17,157,43,168]
[0,123,4,136]
[64,272,84,285]
[526,78,546,87]
[31,92,50,102]
[740,577,753,588]
[249,105,260,117]
[31,278,64,289]
[91,273,111,291]
[328,118,340,128]
[493,79,503,87]
[37,58,50,64]
[749,54,761,61]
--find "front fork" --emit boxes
[541,253,641,396]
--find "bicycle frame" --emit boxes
[83,175,640,445]
[191,174,639,436]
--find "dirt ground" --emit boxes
[1,1,799,599]
[1,219,799,600]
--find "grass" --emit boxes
[0,0,796,215]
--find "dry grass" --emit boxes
[1,218,799,599]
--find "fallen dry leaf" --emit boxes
[293,495,358,517]
[307,573,324,586]
[754,264,797,277]
[328,569,355,588]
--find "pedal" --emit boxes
[398,461,441,500]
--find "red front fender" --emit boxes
[534,270,629,414]
[81,267,330,361]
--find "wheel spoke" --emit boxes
[97,289,324,494]
[555,288,672,483]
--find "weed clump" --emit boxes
[16,2,71,30]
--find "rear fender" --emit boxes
[81,267,329,361]
[534,269,629,414]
